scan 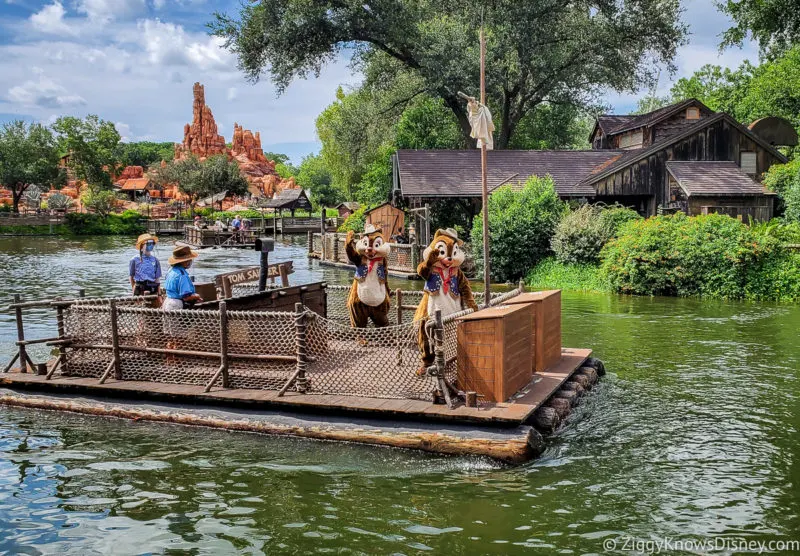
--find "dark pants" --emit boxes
[134,281,159,296]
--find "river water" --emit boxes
[0,236,798,554]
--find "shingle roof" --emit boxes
[583,112,788,186]
[666,161,775,196]
[262,187,309,208]
[396,150,626,198]
[596,115,636,135]
[119,178,150,191]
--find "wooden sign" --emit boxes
[214,261,294,298]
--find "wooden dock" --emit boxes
[0,348,590,425]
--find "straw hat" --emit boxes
[168,245,199,265]
[136,233,158,250]
[436,227,463,246]
[364,223,382,237]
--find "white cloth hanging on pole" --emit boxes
[467,98,495,150]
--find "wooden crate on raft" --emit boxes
[455,304,533,403]
[503,290,562,373]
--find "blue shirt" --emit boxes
[164,266,195,299]
[129,254,162,283]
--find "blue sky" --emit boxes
[0,0,758,164]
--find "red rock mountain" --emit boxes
[174,82,296,197]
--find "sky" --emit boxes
[0,0,758,164]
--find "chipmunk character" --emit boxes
[345,224,392,328]
[414,228,478,374]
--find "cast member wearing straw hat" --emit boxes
[162,245,202,311]
[129,233,162,296]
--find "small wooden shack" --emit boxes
[365,202,405,240]
[336,202,360,219]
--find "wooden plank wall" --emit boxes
[593,119,784,215]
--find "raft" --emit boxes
[1,283,606,462]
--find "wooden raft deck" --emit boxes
[0,348,590,426]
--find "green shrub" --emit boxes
[526,257,609,293]
[763,158,800,218]
[600,213,775,299]
[551,204,607,264]
[65,212,145,235]
[470,176,565,282]
[597,205,642,236]
[338,206,367,233]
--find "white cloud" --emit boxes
[76,0,146,22]
[7,69,87,108]
[226,87,238,101]
[134,19,235,72]
[29,1,75,35]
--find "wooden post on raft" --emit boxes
[13,294,32,373]
[479,27,491,308]
[204,301,229,392]
[433,309,454,408]
[396,288,403,325]
[100,300,121,384]
[293,302,309,393]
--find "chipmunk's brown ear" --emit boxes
[432,229,445,241]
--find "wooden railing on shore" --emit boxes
[308,232,423,275]
[148,216,343,236]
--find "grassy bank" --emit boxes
[526,257,609,294]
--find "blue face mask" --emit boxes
[145,241,155,253]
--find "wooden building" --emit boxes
[336,202,361,219]
[365,202,405,239]
[263,188,312,216]
[394,99,790,221]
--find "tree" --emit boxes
[82,189,120,218]
[295,154,340,207]
[116,142,175,167]
[0,120,65,213]
[470,176,565,282]
[151,155,248,212]
[52,115,120,191]
[719,0,800,57]
[212,0,686,149]
[202,155,249,199]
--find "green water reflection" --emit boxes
[0,235,798,554]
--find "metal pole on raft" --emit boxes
[479,26,490,308]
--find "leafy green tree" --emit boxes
[202,154,249,198]
[212,0,686,149]
[82,189,120,218]
[116,142,175,167]
[0,120,65,213]
[151,155,248,212]
[719,0,800,57]
[295,153,340,207]
[470,175,565,282]
[263,152,290,165]
[52,115,120,190]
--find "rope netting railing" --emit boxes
[50,284,523,403]
[310,233,423,274]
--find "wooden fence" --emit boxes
[308,232,422,275]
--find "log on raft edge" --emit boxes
[0,392,541,464]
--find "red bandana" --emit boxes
[434,267,454,295]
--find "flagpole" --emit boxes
[479,27,490,308]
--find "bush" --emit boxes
[597,205,642,236]
[526,257,609,293]
[551,204,607,264]
[338,206,367,233]
[65,211,145,235]
[470,176,565,282]
[600,213,776,299]
[763,158,800,218]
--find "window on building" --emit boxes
[741,151,757,175]
[619,129,643,149]
[686,107,700,120]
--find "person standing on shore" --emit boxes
[129,234,162,296]
[162,245,202,311]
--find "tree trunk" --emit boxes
[11,183,27,214]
